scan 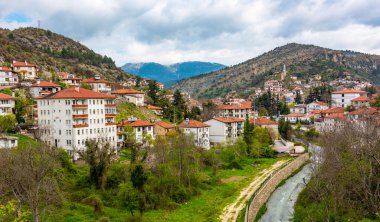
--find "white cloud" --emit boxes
[1,0,380,66]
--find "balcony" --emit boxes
[72,104,88,109]
[73,114,88,119]
[105,113,116,117]
[105,122,117,126]
[105,104,116,107]
[73,124,88,128]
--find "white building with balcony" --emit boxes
[205,117,244,144]
[331,89,367,108]
[0,93,15,116]
[111,89,145,106]
[11,60,37,80]
[117,118,154,147]
[218,101,252,119]
[36,86,117,157]
[30,80,61,97]
[0,67,18,85]
[82,75,112,94]
[179,119,210,149]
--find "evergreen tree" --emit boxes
[295,91,302,104]
[243,118,254,155]
[147,80,159,105]
[172,90,187,122]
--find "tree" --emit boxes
[278,101,290,115]
[0,144,60,222]
[172,90,187,122]
[80,140,114,190]
[295,91,302,104]
[0,114,16,133]
[1,88,12,96]
[189,106,201,120]
[117,182,138,215]
[278,118,291,140]
[131,165,148,216]
[243,118,254,155]
[147,80,160,105]
[202,101,218,121]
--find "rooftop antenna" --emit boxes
[38,20,41,29]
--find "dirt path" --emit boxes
[219,160,291,222]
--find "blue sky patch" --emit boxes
[4,12,31,23]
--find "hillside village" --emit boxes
[0,59,380,154]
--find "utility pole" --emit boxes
[38,20,41,29]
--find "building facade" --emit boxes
[11,61,37,80]
[218,101,252,119]
[179,119,210,149]
[0,67,18,85]
[111,89,145,106]
[117,118,155,146]
[30,81,61,97]
[82,75,112,94]
[331,89,367,108]
[0,93,15,116]
[205,117,244,144]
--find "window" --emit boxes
[342,94,344,97]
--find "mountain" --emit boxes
[171,43,380,99]
[121,61,226,86]
[0,27,129,81]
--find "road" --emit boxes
[220,160,291,222]
[258,164,311,222]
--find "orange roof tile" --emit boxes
[155,121,175,129]
[285,113,305,117]
[0,67,12,72]
[35,86,115,99]
[348,107,378,116]
[213,117,244,123]
[82,78,111,84]
[332,88,367,94]
[12,61,36,67]
[250,118,277,125]
[351,96,370,102]
[31,81,60,87]
[0,93,15,100]
[111,89,144,95]
[179,119,210,128]
[146,104,162,110]
[320,107,344,114]
[218,101,252,110]
[119,120,154,127]
[324,113,345,120]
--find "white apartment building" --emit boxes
[82,75,112,94]
[11,60,37,80]
[117,118,154,147]
[0,93,15,116]
[0,67,18,85]
[331,89,367,108]
[204,117,244,144]
[306,101,329,113]
[290,105,307,114]
[111,89,145,106]
[218,101,252,119]
[30,80,61,97]
[179,119,210,149]
[58,72,81,86]
[36,86,117,157]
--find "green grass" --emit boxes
[44,157,290,222]
[8,133,40,147]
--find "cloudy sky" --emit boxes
[1,0,380,66]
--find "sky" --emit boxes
[1,0,380,66]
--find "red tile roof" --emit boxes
[12,61,36,67]
[155,121,175,129]
[285,113,305,117]
[111,89,144,95]
[351,96,370,102]
[0,93,15,100]
[250,118,277,125]
[31,81,60,87]
[332,89,366,94]
[118,120,154,127]
[320,107,344,114]
[213,117,244,123]
[146,104,162,110]
[218,101,252,110]
[324,113,345,120]
[35,86,115,99]
[348,107,378,116]
[313,101,328,106]
[179,119,210,128]
[82,78,111,84]
[0,67,12,72]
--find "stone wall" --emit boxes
[245,153,309,222]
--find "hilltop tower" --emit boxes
[281,64,287,81]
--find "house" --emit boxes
[111,89,145,106]
[0,136,18,148]
[250,118,279,139]
[11,60,38,80]
[204,117,244,144]
[218,101,252,119]
[290,105,307,114]
[154,121,175,136]
[351,96,370,108]
[146,104,163,116]
[157,82,164,90]
[0,67,18,85]
[320,107,344,118]
[30,80,61,97]
[264,80,282,94]
[306,101,329,113]
[321,113,346,131]
[284,113,305,123]
[117,118,154,146]
[0,93,16,116]
[35,86,117,157]
[121,78,137,87]
[331,89,367,108]
[347,107,379,120]
[82,75,112,94]
[178,119,210,149]
[57,72,81,86]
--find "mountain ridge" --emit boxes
[121,61,226,86]
[171,43,380,98]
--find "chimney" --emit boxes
[11,91,15,97]
[36,79,41,84]
[75,85,80,92]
